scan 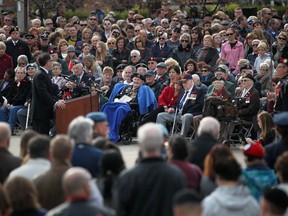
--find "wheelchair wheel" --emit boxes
[121,132,132,145]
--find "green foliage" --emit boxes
[114,6,149,20]
[224,3,240,18]
[64,10,89,20]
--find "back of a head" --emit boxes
[4,176,39,211]
[101,149,125,176]
[137,123,164,154]
[0,122,10,146]
[169,135,188,161]
[50,135,74,162]
[197,117,220,139]
[62,167,91,197]
[28,135,50,159]
[262,188,288,216]
[38,52,51,67]
[213,156,241,181]
[173,188,202,216]
[68,116,94,144]
[20,130,38,158]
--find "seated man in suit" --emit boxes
[0,69,15,99]
[156,74,204,137]
[102,73,158,142]
[63,61,95,99]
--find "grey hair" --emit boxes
[137,123,163,152]
[17,55,28,64]
[180,33,191,44]
[68,116,94,143]
[192,74,200,81]
[197,117,220,139]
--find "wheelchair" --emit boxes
[119,103,142,145]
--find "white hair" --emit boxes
[137,123,163,152]
[192,74,200,81]
[197,117,220,139]
[131,49,141,56]
[68,116,94,144]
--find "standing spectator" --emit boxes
[112,36,130,69]
[34,135,73,210]
[242,141,278,201]
[0,122,21,183]
[274,61,288,112]
[265,112,288,169]
[51,3,66,27]
[116,123,186,216]
[93,2,105,24]
[4,176,47,216]
[254,41,271,73]
[0,42,13,80]
[46,167,114,216]
[8,135,51,180]
[168,135,202,191]
[221,28,244,75]
[247,39,260,66]
[166,27,181,49]
[68,116,103,178]
[5,26,32,68]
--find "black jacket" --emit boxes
[117,157,186,216]
[6,77,31,105]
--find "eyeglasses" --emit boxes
[159,37,166,40]
[181,40,188,43]
[252,44,259,47]
[90,18,97,20]
[131,55,137,58]
[241,79,250,82]
[108,42,115,45]
[172,19,179,22]
[80,24,88,26]
[267,12,272,15]
[202,70,208,72]
[148,62,156,65]
[135,30,140,32]
[191,32,198,34]
[4,19,11,22]
[136,40,142,43]
[227,33,234,36]
[278,37,286,41]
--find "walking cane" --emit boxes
[171,107,178,136]
[25,103,30,130]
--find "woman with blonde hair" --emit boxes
[95,41,113,69]
[106,37,116,55]
[244,32,255,58]
[254,41,271,72]
[272,32,288,66]
[83,55,102,79]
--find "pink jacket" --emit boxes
[221,41,244,71]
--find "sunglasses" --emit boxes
[135,30,140,32]
[227,33,234,36]
[5,19,11,22]
[181,40,188,43]
[241,79,250,82]
[202,70,208,72]
[108,42,115,45]
[278,37,286,41]
[267,12,272,15]
[172,19,179,22]
[252,44,259,47]
[90,18,97,20]
[159,37,166,40]
[191,32,198,34]
[80,24,88,26]
[131,55,137,58]
[148,62,156,65]
[136,40,142,43]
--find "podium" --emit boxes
[56,94,99,134]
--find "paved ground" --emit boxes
[9,134,245,169]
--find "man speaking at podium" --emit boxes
[31,53,66,135]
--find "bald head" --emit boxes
[0,122,11,148]
[62,167,92,197]
[50,135,74,162]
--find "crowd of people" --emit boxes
[0,0,288,215]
